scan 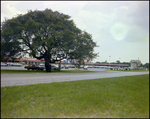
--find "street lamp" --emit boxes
[109,56,111,63]
[119,58,121,69]
[109,55,111,68]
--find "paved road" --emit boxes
[1,69,149,87]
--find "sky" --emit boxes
[1,1,149,64]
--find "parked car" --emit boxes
[11,63,23,67]
[84,66,88,70]
[24,65,45,70]
[6,62,23,67]
[39,64,45,68]
[6,62,12,66]
[1,62,7,66]
[65,66,69,69]
[51,65,59,70]
[38,64,60,70]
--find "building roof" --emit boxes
[55,61,64,63]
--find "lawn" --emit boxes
[1,74,149,118]
[107,69,149,72]
[1,69,95,74]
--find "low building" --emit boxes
[3,56,45,66]
[22,57,45,66]
[3,56,130,69]
[84,62,129,69]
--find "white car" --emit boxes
[39,64,45,68]
[9,63,23,67]
[84,66,88,70]
[1,62,7,66]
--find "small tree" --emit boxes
[116,60,120,64]
[144,63,149,69]
[68,31,98,68]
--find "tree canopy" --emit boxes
[68,31,97,67]
[1,8,98,72]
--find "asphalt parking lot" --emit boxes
[1,66,149,87]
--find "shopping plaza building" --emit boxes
[3,55,143,69]
[3,56,134,69]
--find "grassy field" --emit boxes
[1,69,148,74]
[1,74,149,118]
[107,69,149,72]
[1,69,95,74]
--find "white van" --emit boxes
[39,64,45,68]
[1,62,7,66]
[84,66,88,70]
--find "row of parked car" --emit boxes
[1,62,23,67]
[24,64,61,70]
[1,62,88,70]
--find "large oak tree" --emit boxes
[1,8,98,72]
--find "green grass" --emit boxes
[108,69,149,72]
[1,69,148,74]
[1,74,149,118]
[1,69,95,74]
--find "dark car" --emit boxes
[64,66,69,69]
[24,65,45,70]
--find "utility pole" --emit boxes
[109,55,111,67]
[119,58,121,69]
[109,56,111,63]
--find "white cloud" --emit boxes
[125,24,149,43]
[42,1,86,17]
[109,22,129,41]
[1,1,24,21]
[73,17,87,31]
[120,6,129,10]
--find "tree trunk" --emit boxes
[44,56,51,72]
[78,60,81,68]
[58,60,61,71]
